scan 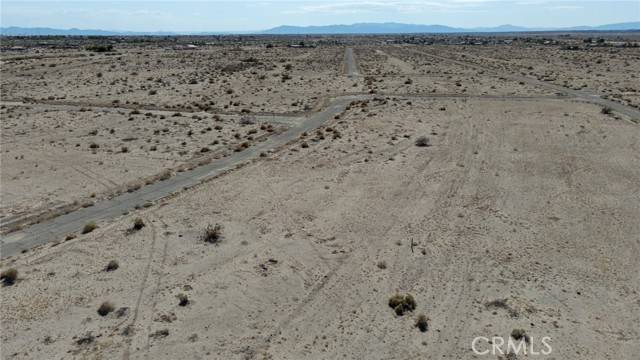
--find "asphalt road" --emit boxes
[0,95,360,258]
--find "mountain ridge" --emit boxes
[2,22,639,36]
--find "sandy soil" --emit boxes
[1,37,639,359]
[1,104,284,224]
[2,96,639,359]
[0,46,352,113]
[415,44,640,109]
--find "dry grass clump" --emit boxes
[511,328,530,343]
[414,136,431,147]
[132,217,145,231]
[201,224,223,244]
[177,293,189,306]
[86,44,113,52]
[388,293,417,316]
[82,221,98,234]
[159,169,172,181]
[1,268,18,286]
[415,313,429,332]
[97,302,115,316]
[104,260,119,272]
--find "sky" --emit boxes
[1,1,639,32]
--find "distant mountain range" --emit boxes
[262,22,640,34]
[2,22,639,36]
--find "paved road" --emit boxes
[0,96,361,258]
[3,46,638,258]
[344,48,360,77]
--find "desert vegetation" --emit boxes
[1,33,639,360]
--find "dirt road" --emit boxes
[2,47,638,258]
[405,47,640,121]
[345,47,361,77]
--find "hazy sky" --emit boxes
[1,1,639,32]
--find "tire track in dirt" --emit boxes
[122,214,157,360]
[256,137,446,357]
[141,213,171,359]
[403,47,640,122]
[71,164,119,190]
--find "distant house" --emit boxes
[173,44,198,50]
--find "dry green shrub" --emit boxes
[388,293,416,316]
[415,313,429,332]
[1,268,18,286]
[82,221,97,234]
[201,224,223,244]
[97,302,115,316]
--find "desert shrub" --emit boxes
[105,260,119,272]
[376,261,387,269]
[601,106,613,115]
[1,268,18,286]
[82,221,98,234]
[511,328,529,343]
[133,217,145,230]
[414,136,431,147]
[159,169,172,181]
[415,313,429,332]
[177,293,189,306]
[97,302,115,316]
[388,293,416,316]
[86,44,113,53]
[201,224,223,244]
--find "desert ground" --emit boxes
[1,34,639,359]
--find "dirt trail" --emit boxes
[3,46,638,258]
[404,46,640,121]
[345,48,361,77]
[1,46,639,360]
